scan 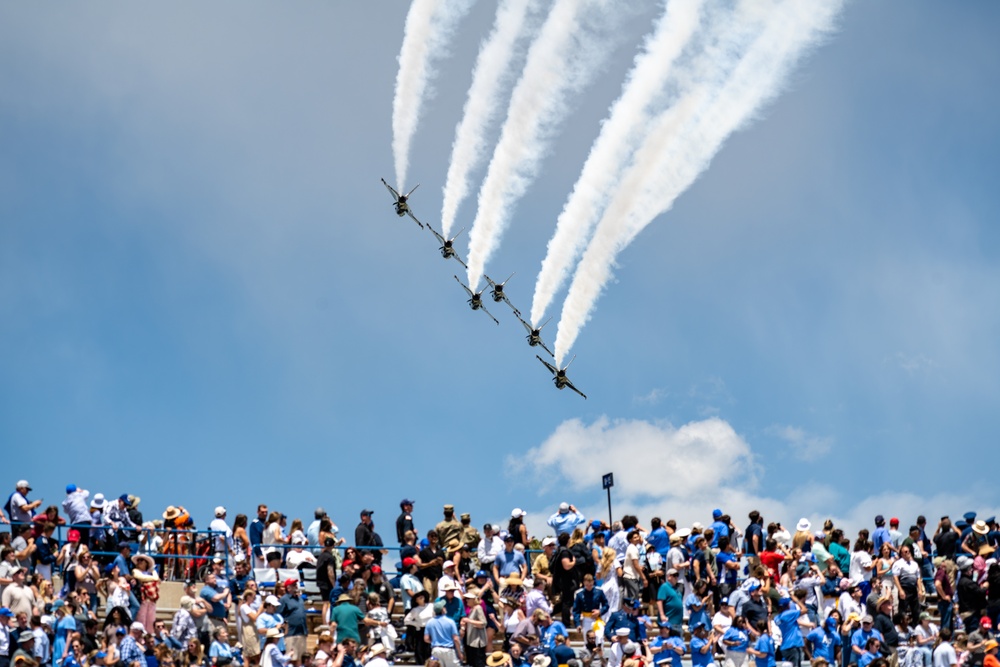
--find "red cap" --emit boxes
[889,517,899,526]
[342,559,354,568]
[283,578,298,587]
[371,565,382,574]
[67,529,81,542]
[402,557,417,568]
[981,617,992,628]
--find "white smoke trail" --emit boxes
[554,0,843,365]
[465,0,619,290]
[392,0,476,192]
[440,0,536,238]
[529,0,707,327]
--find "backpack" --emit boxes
[571,542,596,579]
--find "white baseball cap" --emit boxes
[215,506,227,517]
[511,508,526,518]
[16,480,30,490]
[265,595,280,606]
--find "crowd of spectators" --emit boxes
[1,481,999,667]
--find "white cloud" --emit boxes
[766,424,833,460]
[512,416,1000,541]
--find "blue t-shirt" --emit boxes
[690,637,715,667]
[541,622,568,649]
[806,628,841,663]
[685,594,708,630]
[722,626,749,652]
[859,651,879,667]
[495,550,527,576]
[716,552,738,587]
[709,522,729,547]
[850,629,884,663]
[425,616,459,648]
[647,528,671,556]
[657,584,684,627]
[776,608,804,649]
[753,635,775,667]
[650,637,684,667]
[200,584,228,618]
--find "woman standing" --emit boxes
[232,515,250,563]
[240,588,262,665]
[597,547,620,619]
[51,600,77,667]
[463,590,488,667]
[132,554,160,633]
[873,543,897,614]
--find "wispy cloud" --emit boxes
[766,423,833,460]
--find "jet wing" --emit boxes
[453,275,475,298]
[517,315,534,334]
[500,294,521,317]
[480,304,500,326]
[451,253,468,269]
[426,224,445,244]
[406,210,425,229]
[565,380,588,400]
[537,339,555,358]
[536,355,558,375]
[381,178,401,201]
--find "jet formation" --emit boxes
[380,178,586,399]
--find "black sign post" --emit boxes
[602,473,614,526]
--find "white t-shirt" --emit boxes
[932,642,957,667]
[210,518,234,553]
[849,551,873,582]
[623,544,641,580]
[836,592,860,620]
[9,492,31,523]
[891,559,920,587]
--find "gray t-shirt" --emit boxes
[932,642,957,667]
[11,536,31,570]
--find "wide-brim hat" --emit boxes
[265,628,284,639]
[504,575,522,586]
[368,644,387,657]
[128,495,141,509]
[163,506,181,521]
[90,494,106,509]
[531,656,551,667]
[446,539,463,553]
[796,518,811,532]
[674,528,691,539]
[980,544,996,557]
[486,652,512,667]
[336,594,354,604]
[131,554,155,570]
[973,520,989,536]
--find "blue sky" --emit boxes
[2,2,998,538]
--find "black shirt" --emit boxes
[873,612,898,648]
[934,531,960,560]
[316,551,337,590]
[743,598,768,627]
[396,512,415,545]
[355,522,375,548]
[419,546,445,580]
[745,523,763,555]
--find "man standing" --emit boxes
[436,506,462,549]
[61,485,91,545]
[7,483,40,527]
[199,572,231,634]
[548,504,587,537]
[0,607,12,667]
[308,508,327,548]
[355,510,376,550]
[478,525,503,574]
[872,517,894,554]
[397,500,416,546]
[932,628,957,667]
[425,601,464,667]
[460,514,481,552]
[622,531,647,602]
[493,535,527,584]
[419,531,446,599]
[249,505,267,569]
[278,579,308,665]
[656,570,684,629]
[316,538,338,621]
[209,507,234,565]
[744,512,763,559]
[574,574,610,639]
[0,570,35,618]
[119,622,148,667]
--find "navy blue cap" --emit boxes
[985,516,996,524]
[400,499,415,507]
[874,515,884,525]
[475,570,489,579]
[957,520,969,529]
[964,512,977,522]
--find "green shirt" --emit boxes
[330,603,365,643]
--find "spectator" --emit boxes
[397,500,416,546]
[425,600,464,667]
[655,570,682,629]
[494,536,528,587]
[61,486,91,544]
[261,627,290,667]
[436,506,462,549]
[478,526,504,575]
[132,554,160,633]
[119,622,148,667]
[277,579,307,664]
[199,572,231,634]
[575,574,610,637]
[547,504,586,537]
[7,483,41,527]
[1,569,36,618]
[250,505,268,569]
[355,511,376,551]
[508,511,528,548]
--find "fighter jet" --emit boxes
[485,273,520,316]
[427,225,467,268]
[453,275,500,325]
[380,178,423,228]
[517,315,554,358]
[536,354,587,399]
